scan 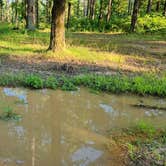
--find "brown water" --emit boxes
[0,87,165,166]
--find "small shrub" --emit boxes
[25,75,44,89]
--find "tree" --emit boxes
[156,0,160,12]
[130,0,140,32]
[36,0,39,28]
[147,0,153,13]
[26,0,36,30]
[106,0,112,23]
[163,0,166,16]
[67,2,71,29]
[89,0,95,20]
[0,0,3,21]
[48,0,66,51]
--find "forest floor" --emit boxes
[0,23,166,77]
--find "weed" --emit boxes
[0,106,22,121]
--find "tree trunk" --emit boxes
[146,0,153,14]
[67,2,71,29]
[86,0,90,16]
[156,1,160,12]
[106,0,112,23]
[48,0,66,51]
[26,0,36,30]
[130,0,140,32]
[98,0,103,26]
[35,0,39,28]
[89,0,95,20]
[163,0,166,16]
[0,0,3,21]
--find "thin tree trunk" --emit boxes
[26,0,36,30]
[48,0,66,51]
[163,0,166,16]
[130,0,140,32]
[146,0,153,14]
[156,1,160,12]
[86,0,90,16]
[98,0,103,25]
[67,2,71,29]
[0,0,3,21]
[89,0,95,20]
[106,0,112,23]
[35,0,39,28]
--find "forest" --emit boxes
[0,0,166,166]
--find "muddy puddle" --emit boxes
[0,87,165,166]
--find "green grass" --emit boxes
[0,73,166,97]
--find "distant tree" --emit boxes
[67,1,71,29]
[130,0,140,32]
[89,0,95,20]
[156,0,160,11]
[147,0,153,13]
[26,0,36,30]
[0,0,3,21]
[46,0,52,23]
[48,0,66,51]
[35,0,39,28]
[106,0,112,23]
[164,0,166,16]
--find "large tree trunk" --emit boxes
[67,2,71,29]
[26,0,36,30]
[163,0,166,16]
[106,0,112,23]
[130,0,140,32]
[146,0,153,13]
[48,0,66,51]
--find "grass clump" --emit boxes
[25,75,44,89]
[0,73,166,96]
[0,106,21,121]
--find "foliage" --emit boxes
[25,75,44,89]
[0,106,22,121]
[0,73,166,97]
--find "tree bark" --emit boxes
[86,0,90,16]
[130,0,140,32]
[98,0,103,24]
[163,0,166,16]
[89,0,95,20]
[26,0,36,30]
[106,0,112,23]
[156,0,160,12]
[48,0,66,51]
[67,2,71,29]
[146,0,153,14]
[0,0,3,21]
[35,0,39,28]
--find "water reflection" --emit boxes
[71,146,103,166]
[0,87,165,166]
